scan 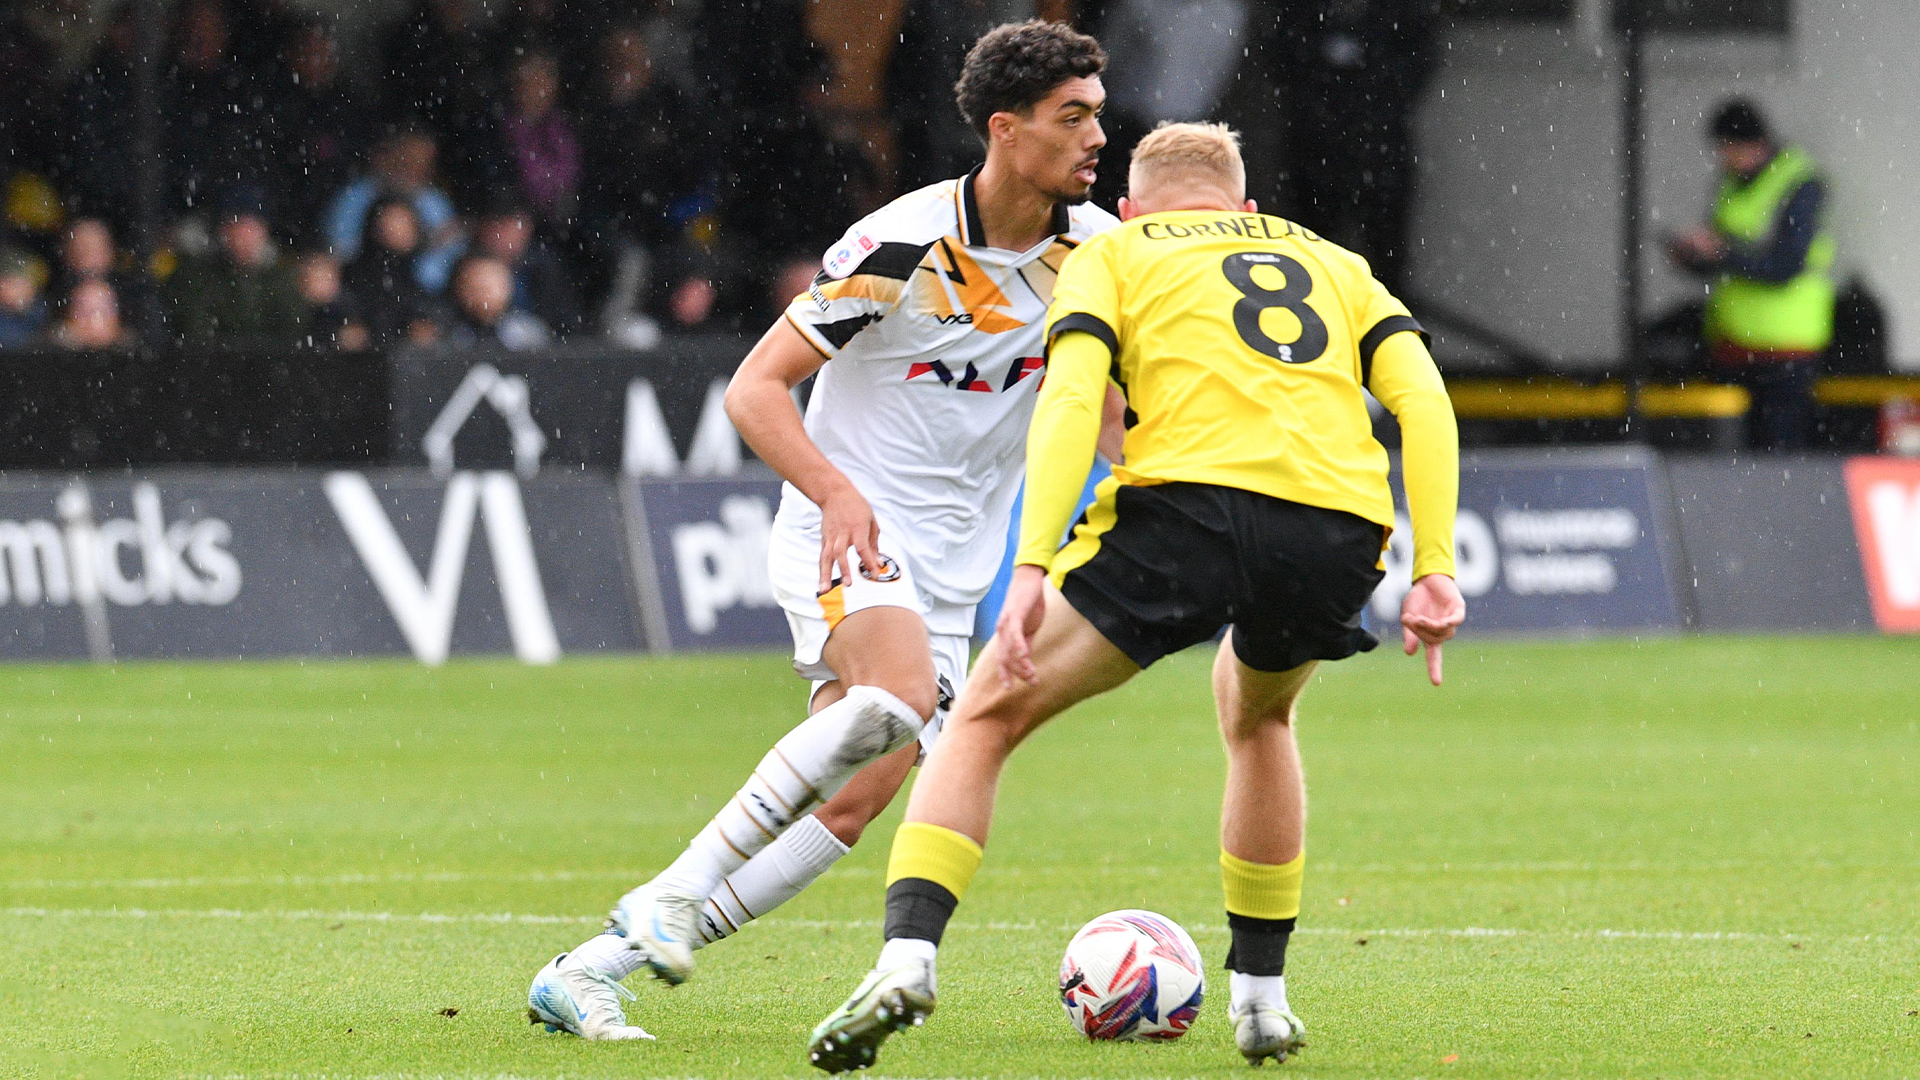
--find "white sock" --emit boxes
[566,818,854,981]
[1230,971,1289,1011]
[565,929,649,981]
[694,814,850,947]
[652,686,922,899]
[877,936,938,970]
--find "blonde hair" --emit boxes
[1128,121,1246,202]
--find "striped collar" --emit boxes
[955,165,1073,248]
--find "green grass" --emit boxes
[2,637,1918,1079]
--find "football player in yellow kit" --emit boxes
[810,121,1464,1072]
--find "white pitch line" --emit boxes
[1,906,1902,944]
[10,859,1907,892]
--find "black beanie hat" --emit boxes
[1710,98,1769,143]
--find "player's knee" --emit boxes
[1219,700,1298,743]
[859,678,938,723]
[837,684,930,760]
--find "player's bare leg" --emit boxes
[901,585,1136,843]
[1214,631,1315,1066]
[609,605,938,984]
[809,583,1135,1073]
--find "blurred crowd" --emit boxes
[0,0,897,353]
[0,0,1434,354]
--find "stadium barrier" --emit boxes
[387,338,753,477]
[0,453,1913,663]
[0,469,642,663]
[1367,448,1687,636]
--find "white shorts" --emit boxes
[768,519,974,757]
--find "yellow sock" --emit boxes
[1220,849,1305,920]
[886,822,984,900]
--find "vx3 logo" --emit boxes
[934,312,974,325]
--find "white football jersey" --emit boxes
[779,168,1120,614]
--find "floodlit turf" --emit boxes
[2,637,1917,1079]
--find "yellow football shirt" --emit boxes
[1019,209,1458,580]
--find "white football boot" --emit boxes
[1230,998,1306,1067]
[526,952,654,1041]
[607,883,703,985]
[806,960,936,1074]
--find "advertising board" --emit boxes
[1369,448,1685,634]
[1843,456,1920,632]
[1666,456,1876,632]
[0,471,639,662]
[622,474,790,652]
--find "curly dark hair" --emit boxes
[953,20,1107,144]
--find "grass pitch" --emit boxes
[2,637,1917,1079]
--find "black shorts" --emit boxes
[1053,482,1387,673]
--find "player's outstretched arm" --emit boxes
[1368,331,1465,685]
[725,318,881,593]
[999,329,1112,685]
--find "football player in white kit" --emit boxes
[527,20,1122,1040]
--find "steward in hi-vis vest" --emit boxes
[1666,98,1835,449]
[1702,143,1836,356]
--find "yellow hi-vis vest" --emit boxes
[1703,146,1837,353]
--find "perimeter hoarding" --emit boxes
[1666,456,1877,632]
[620,473,791,652]
[1369,448,1686,635]
[0,470,640,662]
[1843,456,1920,632]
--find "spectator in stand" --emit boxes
[489,0,598,88]
[886,0,995,191]
[165,186,305,346]
[167,0,270,214]
[226,0,306,84]
[50,278,137,350]
[51,5,138,224]
[0,248,49,348]
[445,255,550,350]
[576,21,706,341]
[294,251,369,351]
[500,51,581,235]
[714,36,867,315]
[54,218,154,329]
[471,200,583,336]
[764,254,819,325]
[267,20,370,246]
[343,198,441,349]
[0,2,67,185]
[1265,0,1434,288]
[379,0,498,205]
[323,126,463,294]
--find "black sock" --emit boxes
[1224,913,1296,975]
[883,878,958,945]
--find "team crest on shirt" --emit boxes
[859,554,903,582]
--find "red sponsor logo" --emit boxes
[1844,457,1920,632]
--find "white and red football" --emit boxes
[1057,909,1206,1041]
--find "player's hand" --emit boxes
[817,483,882,595]
[993,564,1049,687]
[1400,573,1465,686]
